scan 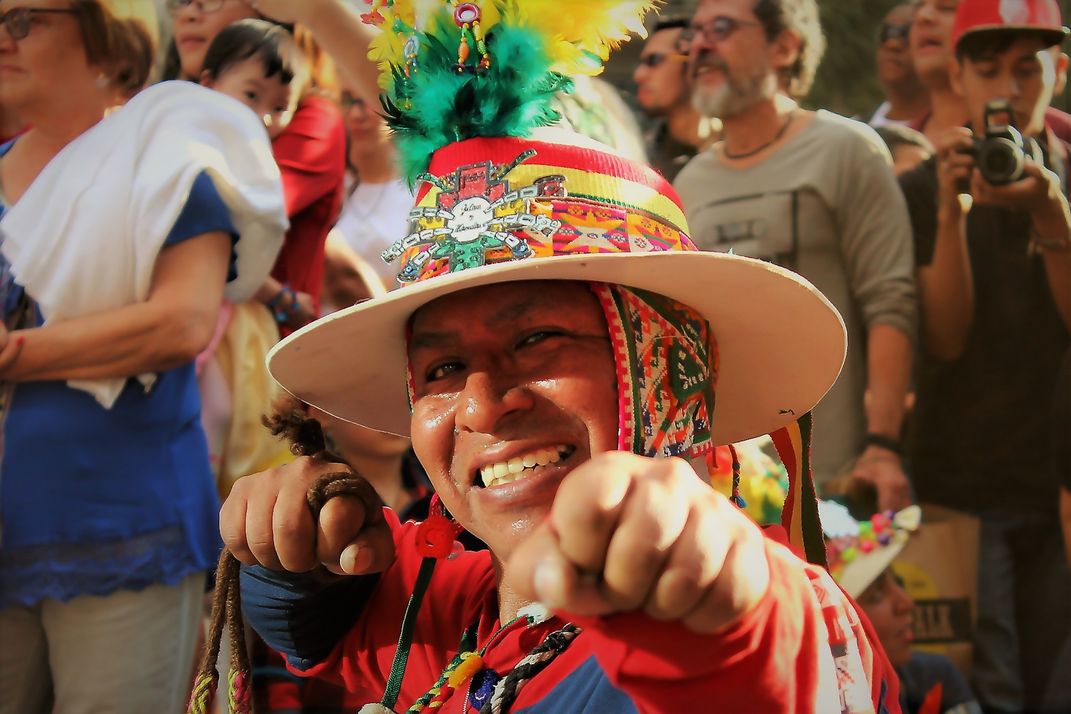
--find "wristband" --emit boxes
[267,285,299,324]
[864,433,902,456]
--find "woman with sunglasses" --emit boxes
[0,2,286,712]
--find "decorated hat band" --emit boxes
[820,501,923,598]
[382,137,695,284]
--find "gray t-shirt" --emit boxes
[674,111,917,484]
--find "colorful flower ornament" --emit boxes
[820,501,922,598]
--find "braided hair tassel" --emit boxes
[728,444,747,510]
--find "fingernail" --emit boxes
[534,561,563,604]
[340,544,358,574]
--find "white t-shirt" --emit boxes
[334,179,413,285]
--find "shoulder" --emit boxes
[673,151,719,197]
[898,156,938,201]
[808,111,892,160]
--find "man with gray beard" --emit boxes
[674,0,918,510]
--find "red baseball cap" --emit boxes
[952,0,1068,50]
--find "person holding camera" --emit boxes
[898,1,1071,711]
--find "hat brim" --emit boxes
[956,24,1069,48]
[267,252,847,445]
[839,532,911,599]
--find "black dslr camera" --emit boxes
[967,100,1029,185]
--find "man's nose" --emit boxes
[454,371,534,435]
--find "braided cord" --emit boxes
[380,556,439,709]
[406,623,480,712]
[481,624,582,714]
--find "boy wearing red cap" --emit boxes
[898,1,1071,711]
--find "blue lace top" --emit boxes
[0,140,237,607]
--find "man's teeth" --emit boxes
[480,446,569,487]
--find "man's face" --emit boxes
[877,4,918,89]
[634,27,689,117]
[909,0,959,86]
[856,569,915,667]
[407,281,619,561]
[688,0,779,119]
[953,36,1062,138]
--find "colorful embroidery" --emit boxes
[591,284,719,460]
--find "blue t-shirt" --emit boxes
[0,139,238,607]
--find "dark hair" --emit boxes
[70,1,157,96]
[201,19,308,91]
[955,29,1025,62]
[652,15,690,34]
[752,0,827,97]
[873,123,934,154]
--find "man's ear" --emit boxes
[1054,51,1069,96]
[771,28,803,77]
[949,56,965,98]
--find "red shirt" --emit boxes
[270,94,346,316]
[283,513,901,713]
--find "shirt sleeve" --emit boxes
[572,536,902,714]
[271,97,347,218]
[898,158,940,267]
[165,170,239,281]
[834,124,919,342]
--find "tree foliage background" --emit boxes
[605,0,1071,118]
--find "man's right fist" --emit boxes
[220,457,396,576]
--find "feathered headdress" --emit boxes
[360,0,656,183]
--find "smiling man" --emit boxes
[869,3,931,127]
[218,2,900,712]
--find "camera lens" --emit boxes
[978,137,1024,185]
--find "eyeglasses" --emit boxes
[681,15,762,45]
[637,52,688,69]
[166,0,229,15]
[878,22,912,44]
[0,7,78,42]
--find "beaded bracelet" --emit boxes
[266,285,299,324]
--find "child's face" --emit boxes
[205,56,298,139]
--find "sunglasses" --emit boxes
[637,52,689,68]
[0,6,78,42]
[681,15,762,45]
[879,22,912,44]
[166,0,230,15]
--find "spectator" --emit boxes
[874,123,935,176]
[870,3,930,128]
[821,500,982,714]
[0,2,286,712]
[169,0,347,330]
[674,0,918,510]
[634,15,715,181]
[897,1,1071,710]
[333,88,412,288]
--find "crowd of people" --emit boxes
[0,0,1068,713]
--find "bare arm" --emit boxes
[916,129,977,361]
[251,0,380,104]
[0,232,231,382]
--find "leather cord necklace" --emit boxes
[722,110,797,160]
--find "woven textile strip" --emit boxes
[590,283,719,459]
[770,413,827,567]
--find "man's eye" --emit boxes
[426,361,463,382]
[244,91,258,102]
[518,330,563,348]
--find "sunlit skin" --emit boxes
[688,0,783,119]
[0,0,104,117]
[202,55,299,139]
[856,568,914,667]
[890,143,932,175]
[909,0,959,86]
[634,27,689,116]
[172,0,257,79]
[407,281,619,563]
[951,36,1066,138]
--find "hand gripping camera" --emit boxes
[967,99,1036,185]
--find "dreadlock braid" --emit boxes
[479,624,582,714]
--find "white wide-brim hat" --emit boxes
[268,136,847,445]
